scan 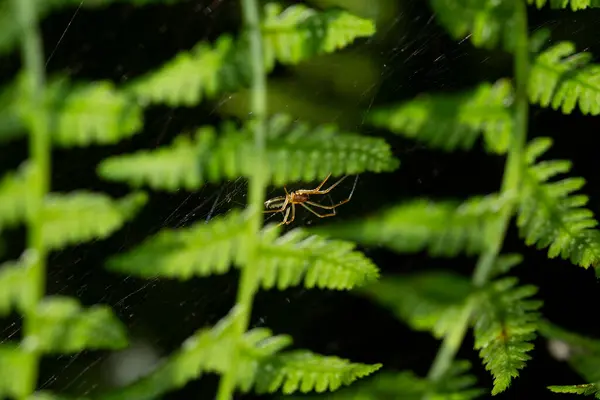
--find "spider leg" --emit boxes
[312,173,332,191]
[264,197,289,213]
[278,206,291,226]
[299,174,352,196]
[285,204,296,225]
[300,203,336,218]
[307,174,359,201]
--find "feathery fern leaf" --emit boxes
[3,76,143,146]
[297,360,483,400]
[517,137,600,268]
[0,345,34,399]
[27,296,128,353]
[43,191,147,250]
[548,383,600,398]
[0,82,21,143]
[0,164,30,232]
[107,208,252,279]
[489,253,524,279]
[429,0,517,51]
[530,41,600,115]
[257,226,380,290]
[527,0,600,10]
[98,114,398,190]
[126,3,375,107]
[0,254,36,316]
[357,271,472,338]
[318,193,512,257]
[108,208,379,290]
[368,79,513,154]
[261,2,375,69]
[472,277,542,395]
[253,350,381,394]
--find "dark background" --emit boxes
[2,0,600,398]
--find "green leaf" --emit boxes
[126,3,375,107]
[43,191,147,250]
[261,2,375,68]
[527,0,600,11]
[318,194,512,257]
[2,76,143,146]
[358,271,472,338]
[0,164,30,232]
[296,361,484,400]
[472,277,542,395]
[0,345,35,399]
[108,209,379,291]
[257,226,380,290]
[368,79,513,154]
[254,350,381,394]
[0,254,36,316]
[548,384,600,398]
[429,0,517,51]
[98,114,398,191]
[26,296,128,353]
[517,137,600,268]
[530,41,600,115]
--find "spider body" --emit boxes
[263,173,358,226]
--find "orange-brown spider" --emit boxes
[263,173,358,226]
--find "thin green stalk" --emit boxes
[425,1,530,391]
[216,0,267,398]
[13,0,51,397]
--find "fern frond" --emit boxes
[43,191,147,250]
[548,383,600,398]
[299,360,483,400]
[254,350,381,394]
[107,208,252,279]
[429,0,517,51]
[530,41,600,115]
[358,271,472,338]
[126,3,375,107]
[108,209,379,290]
[368,80,513,154]
[0,164,30,231]
[318,193,512,257]
[517,137,600,268]
[257,226,380,290]
[473,277,542,395]
[98,114,398,190]
[27,296,127,353]
[527,0,600,11]
[0,254,36,316]
[0,345,34,399]
[261,3,375,68]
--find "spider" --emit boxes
[263,173,358,226]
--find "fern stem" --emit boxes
[13,0,50,396]
[216,0,267,398]
[425,1,530,391]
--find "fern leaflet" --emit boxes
[517,137,600,268]
[472,277,542,395]
[126,3,375,107]
[298,360,483,400]
[318,194,512,257]
[27,296,128,353]
[0,345,34,399]
[368,79,513,154]
[527,0,600,10]
[108,209,379,290]
[0,254,36,316]
[530,41,600,115]
[358,271,472,338]
[43,191,147,250]
[429,0,518,51]
[548,383,600,398]
[0,164,30,232]
[98,114,398,190]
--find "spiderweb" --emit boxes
[0,0,483,397]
